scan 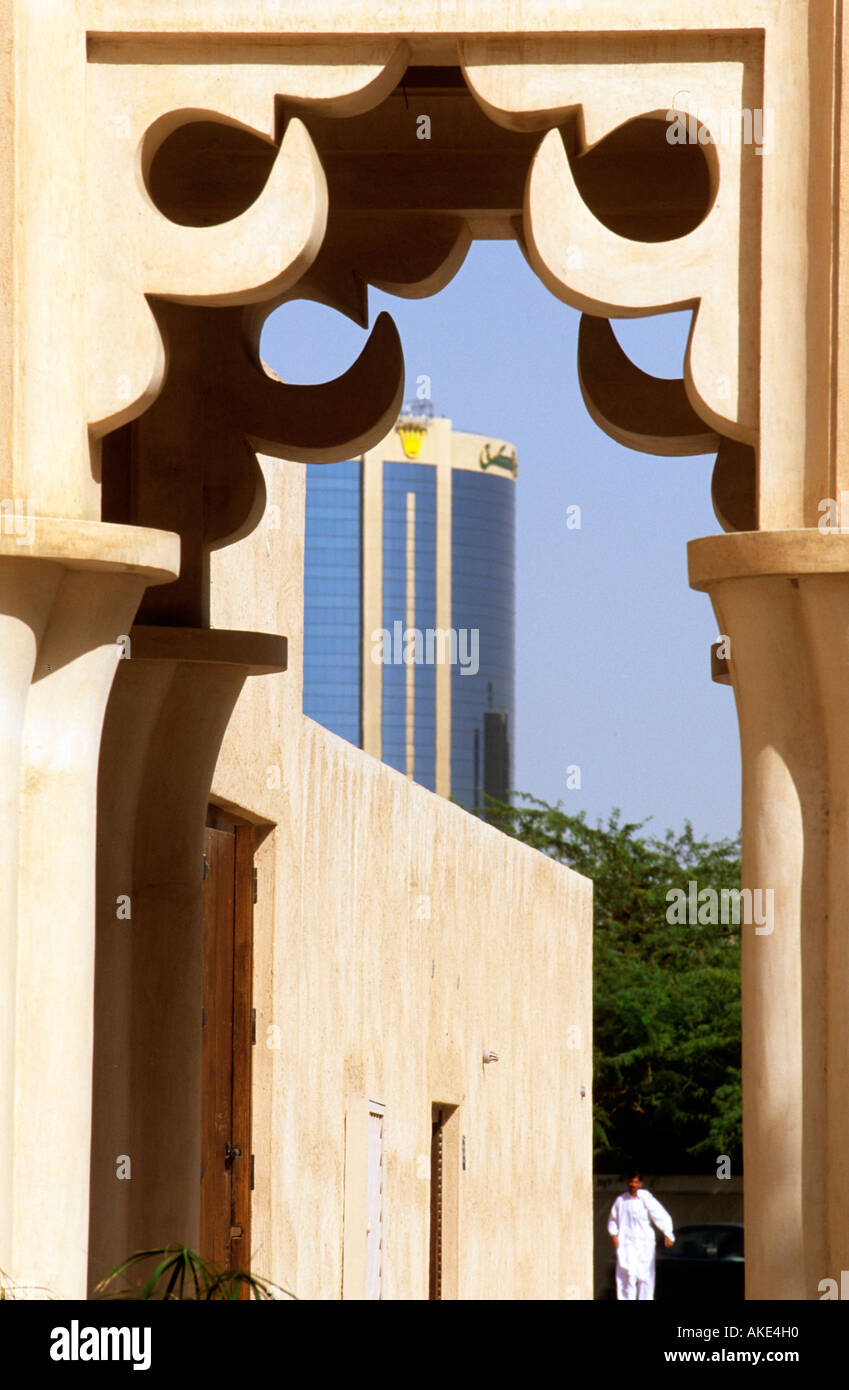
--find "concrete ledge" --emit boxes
[689,529,849,589]
[0,517,179,584]
[129,624,287,673]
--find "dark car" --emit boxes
[600,1222,744,1301]
[655,1223,744,1301]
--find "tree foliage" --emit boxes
[486,795,742,1173]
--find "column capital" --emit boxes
[689,529,849,590]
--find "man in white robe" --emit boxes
[608,1170,675,1300]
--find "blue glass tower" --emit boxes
[302,457,361,745]
[449,468,515,812]
[381,461,438,792]
[302,413,516,812]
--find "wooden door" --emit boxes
[429,1106,444,1300]
[201,809,255,1279]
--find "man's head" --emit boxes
[626,1169,642,1196]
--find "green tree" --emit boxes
[486,795,742,1173]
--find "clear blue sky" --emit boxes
[261,239,741,843]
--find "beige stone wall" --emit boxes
[258,723,592,1300]
[210,457,592,1298]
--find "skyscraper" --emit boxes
[303,404,516,811]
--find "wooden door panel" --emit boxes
[201,814,254,1279]
[230,824,254,1273]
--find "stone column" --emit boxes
[88,626,285,1292]
[1,520,178,1300]
[689,530,849,1300]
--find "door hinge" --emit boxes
[251,1007,256,1045]
[252,866,258,903]
[250,1154,255,1191]
[201,1006,207,1031]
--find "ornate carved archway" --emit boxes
[2,3,845,1301]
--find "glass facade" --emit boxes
[302,458,361,745]
[302,438,515,814]
[450,471,515,812]
[381,461,437,792]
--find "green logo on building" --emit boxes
[479,443,518,476]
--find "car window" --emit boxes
[664,1226,744,1258]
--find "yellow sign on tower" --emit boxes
[397,419,427,458]
[396,400,434,459]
